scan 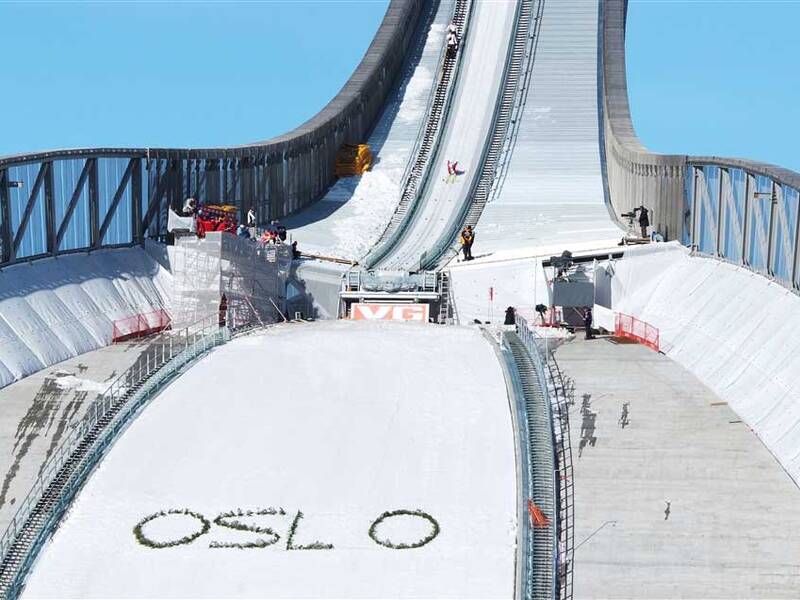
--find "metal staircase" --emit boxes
[461,0,540,229]
[365,0,471,268]
[486,0,545,206]
[545,352,575,600]
[436,270,454,323]
[503,330,557,600]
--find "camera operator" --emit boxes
[633,205,650,238]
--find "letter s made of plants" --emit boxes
[209,507,286,549]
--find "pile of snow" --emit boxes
[327,169,402,259]
[23,321,516,598]
[50,371,109,394]
[0,248,171,389]
[609,242,800,484]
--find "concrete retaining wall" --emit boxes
[600,0,800,241]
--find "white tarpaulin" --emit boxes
[610,242,800,484]
[0,248,171,389]
[167,209,196,233]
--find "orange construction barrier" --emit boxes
[112,309,171,342]
[614,313,660,352]
[527,499,550,528]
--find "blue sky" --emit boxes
[1,0,798,174]
[0,1,389,155]
[626,0,800,172]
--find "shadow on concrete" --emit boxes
[579,393,598,458]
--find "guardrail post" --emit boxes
[88,158,100,248]
[743,173,753,264]
[767,182,777,275]
[0,169,10,264]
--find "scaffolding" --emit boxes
[170,233,291,329]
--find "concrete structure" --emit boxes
[556,337,800,598]
[0,341,157,534]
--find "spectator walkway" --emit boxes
[0,340,157,534]
[555,337,800,599]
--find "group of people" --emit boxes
[255,222,287,244]
[182,197,300,258]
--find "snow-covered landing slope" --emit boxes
[608,243,800,485]
[0,248,170,389]
[283,1,453,262]
[23,321,516,599]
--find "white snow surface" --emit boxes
[284,7,452,261]
[23,321,516,599]
[50,371,110,394]
[0,247,170,389]
[609,242,800,485]
[449,257,550,325]
[472,0,623,257]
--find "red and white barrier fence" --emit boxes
[112,309,172,342]
[614,313,659,352]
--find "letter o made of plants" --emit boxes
[133,509,211,549]
[368,509,440,550]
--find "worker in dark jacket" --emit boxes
[583,307,594,340]
[459,226,474,261]
[633,205,650,238]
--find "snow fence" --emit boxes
[609,242,800,485]
[0,248,171,389]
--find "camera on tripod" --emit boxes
[620,211,635,220]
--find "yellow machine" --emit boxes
[334,144,372,178]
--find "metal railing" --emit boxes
[509,315,574,600]
[398,4,452,196]
[501,317,559,600]
[0,313,231,598]
[542,349,575,600]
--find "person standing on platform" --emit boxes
[583,306,594,340]
[182,197,196,216]
[633,205,650,238]
[459,226,474,261]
